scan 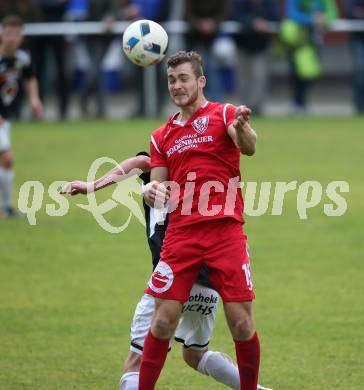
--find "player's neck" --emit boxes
[179,97,208,123]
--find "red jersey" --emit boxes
[150,101,244,227]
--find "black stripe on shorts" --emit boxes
[131,341,143,352]
[130,341,171,352]
[174,337,210,349]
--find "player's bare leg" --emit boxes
[0,150,16,217]
[224,301,260,390]
[149,298,182,338]
[138,298,181,389]
[224,301,255,341]
[120,351,141,390]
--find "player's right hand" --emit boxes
[31,97,43,119]
[60,181,94,196]
[143,180,170,208]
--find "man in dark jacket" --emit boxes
[231,0,279,115]
[74,0,119,118]
[345,0,364,113]
[185,0,231,101]
[31,0,70,120]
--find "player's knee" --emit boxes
[182,348,205,370]
[123,351,142,372]
[230,316,255,341]
[152,300,181,338]
[0,150,12,168]
[152,316,177,338]
[225,302,255,341]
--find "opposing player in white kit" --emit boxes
[62,153,271,390]
[0,15,42,218]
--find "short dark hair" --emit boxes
[2,15,23,29]
[167,51,204,78]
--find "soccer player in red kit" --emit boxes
[141,51,259,390]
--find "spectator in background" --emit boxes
[68,0,119,118]
[231,0,279,115]
[121,0,171,116]
[0,16,42,218]
[31,0,70,120]
[0,1,42,118]
[185,0,231,102]
[345,0,364,114]
[121,0,170,22]
[0,0,41,23]
[282,0,337,114]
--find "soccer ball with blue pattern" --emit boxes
[122,20,168,67]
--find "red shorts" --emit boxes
[145,218,255,303]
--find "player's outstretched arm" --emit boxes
[228,105,257,156]
[61,155,151,196]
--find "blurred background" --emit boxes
[1,0,364,120]
[1,2,363,389]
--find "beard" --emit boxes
[171,87,199,108]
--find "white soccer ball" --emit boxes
[122,19,169,67]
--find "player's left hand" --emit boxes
[233,105,251,131]
[60,181,94,196]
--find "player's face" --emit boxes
[167,63,206,108]
[1,27,23,53]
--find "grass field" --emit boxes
[0,117,363,389]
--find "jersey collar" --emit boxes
[171,101,210,127]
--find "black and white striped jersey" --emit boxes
[0,50,34,119]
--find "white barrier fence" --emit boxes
[16,19,364,36]
[11,20,364,116]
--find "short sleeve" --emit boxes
[136,151,151,183]
[150,134,167,167]
[20,51,35,80]
[223,103,236,130]
[23,62,34,80]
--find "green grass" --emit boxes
[0,117,363,389]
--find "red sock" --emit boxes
[234,332,260,390]
[138,330,169,390]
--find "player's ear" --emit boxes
[198,75,206,88]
